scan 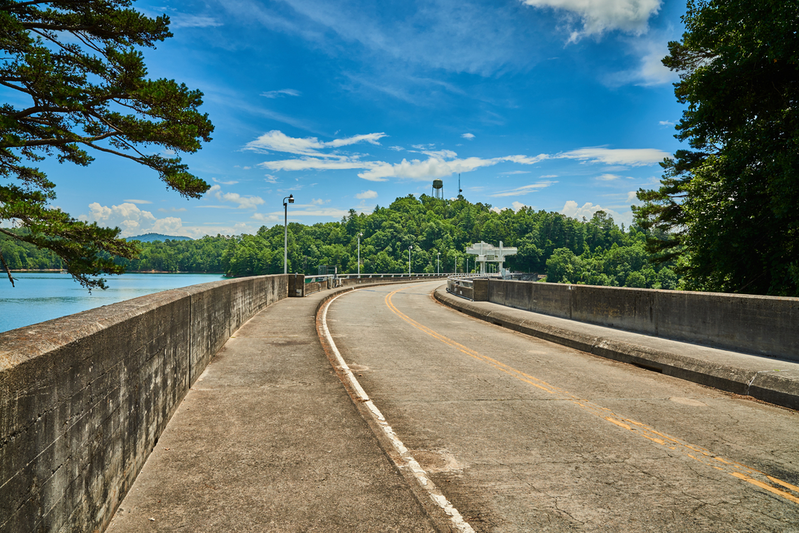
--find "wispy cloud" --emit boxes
[462,133,475,140]
[520,0,662,41]
[356,190,378,199]
[261,89,301,98]
[491,180,558,197]
[123,199,152,205]
[244,130,387,156]
[557,147,669,166]
[212,178,239,185]
[208,184,265,209]
[604,33,678,87]
[170,14,223,29]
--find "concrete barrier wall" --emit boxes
[487,280,798,361]
[306,274,450,296]
[0,275,288,533]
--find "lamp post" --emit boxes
[408,245,412,275]
[283,194,294,274]
[357,232,363,277]
[437,252,440,275]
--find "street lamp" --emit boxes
[357,232,363,277]
[283,194,294,274]
[437,252,440,275]
[408,245,413,275]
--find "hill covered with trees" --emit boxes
[2,195,680,289]
[221,195,679,289]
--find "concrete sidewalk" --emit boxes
[435,286,799,411]
[106,289,437,532]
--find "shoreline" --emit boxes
[10,270,225,275]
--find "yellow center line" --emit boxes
[385,286,799,506]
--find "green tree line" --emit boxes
[1,195,680,289]
[222,195,680,289]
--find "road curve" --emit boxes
[325,281,799,532]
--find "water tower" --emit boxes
[432,179,444,199]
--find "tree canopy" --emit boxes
[0,0,213,289]
[634,0,799,296]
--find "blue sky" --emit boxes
[40,0,688,237]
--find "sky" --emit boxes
[23,0,690,238]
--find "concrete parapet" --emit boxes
[307,274,450,296]
[485,280,798,362]
[0,275,288,533]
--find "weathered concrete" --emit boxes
[483,280,799,362]
[106,287,436,532]
[305,274,448,296]
[334,281,799,531]
[0,275,287,533]
[437,286,799,410]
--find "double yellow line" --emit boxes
[385,286,799,506]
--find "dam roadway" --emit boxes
[109,280,799,532]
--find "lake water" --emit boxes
[0,272,225,333]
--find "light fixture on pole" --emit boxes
[437,252,440,275]
[408,245,412,275]
[283,194,294,274]
[357,232,363,276]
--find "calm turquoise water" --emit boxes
[0,272,224,333]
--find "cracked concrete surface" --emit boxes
[329,281,799,532]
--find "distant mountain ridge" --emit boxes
[126,233,192,243]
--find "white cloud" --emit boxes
[262,157,375,173]
[79,202,187,238]
[244,130,387,156]
[261,89,301,98]
[208,185,265,209]
[462,133,475,140]
[389,146,405,151]
[659,120,675,126]
[158,207,187,213]
[557,147,668,166]
[123,199,152,204]
[605,35,679,87]
[512,201,528,211]
[264,174,278,184]
[520,0,662,39]
[627,191,641,203]
[213,178,239,185]
[596,173,621,181]
[491,180,558,197]
[561,200,624,223]
[170,14,222,29]
[356,190,378,199]
[218,192,264,209]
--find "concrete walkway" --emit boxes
[434,286,799,411]
[106,289,437,532]
[106,282,798,532]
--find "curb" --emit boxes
[434,287,799,411]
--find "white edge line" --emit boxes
[322,291,475,533]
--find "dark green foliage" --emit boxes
[634,0,799,295]
[1,0,213,289]
[208,195,679,289]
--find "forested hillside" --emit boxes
[1,195,680,289]
[222,195,679,289]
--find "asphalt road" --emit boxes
[326,281,799,532]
